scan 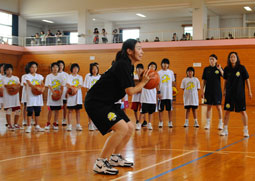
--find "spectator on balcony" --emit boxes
[55,30,63,45]
[47,30,54,37]
[180,34,187,41]
[40,31,46,45]
[112,29,119,43]
[186,33,192,40]
[46,30,54,46]
[228,33,234,39]
[172,33,178,41]
[102,29,108,44]
[35,33,40,45]
[93,28,99,44]
[154,37,160,42]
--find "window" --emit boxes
[184,26,193,36]
[70,32,78,44]
[0,11,12,37]
[122,29,140,41]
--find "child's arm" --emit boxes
[223,79,227,96]
[217,64,224,76]
[201,80,206,98]
[245,78,252,99]
[26,80,35,89]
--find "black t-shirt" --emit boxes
[202,66,222,97]
[85,57,134,107]
[223,64,249,99]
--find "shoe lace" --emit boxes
[117,154,126,161]
[103,159,113,168]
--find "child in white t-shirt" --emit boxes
[21,64,29,126]
[57,60,68,126]
[24,61,45,133]
[45,62,64,130]
[136,62,157,130]
[66,63,83,131]
[180,67,200,128]
[3,64,22,130]
[0,63,5,110]
[84,63,100,131]
[157,58,175,128]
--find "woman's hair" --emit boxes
[70,63,80,73]
[51,62,59,71]
[57,60,65,71]
[25,63,30,74]
[227,52,240,67]
[148,62,157,70]
[90,63,99,76]
[161,58,170,65]
[27,61,38,70]
[117,39,138,61]
[4,64,13,73]
[136,63,144,69]
[209,54,218,60]
[0,63,5,69]
[186,66,195,76]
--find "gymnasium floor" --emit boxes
[0,104,255,180]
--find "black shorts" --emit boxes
[85,102,130,136]
[141,103,156,114]
[27,106,41,117]
[204,94,222,105]
[224,96,246,112]
[67,104,82,110]
[184,105,198,110]
[63,100,67,104]
[158,99,172,112]
[49,106,62,111]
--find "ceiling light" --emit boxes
[244,6,252,11]
[92,18,96,21]
[136,13,146,18]
[42,20,54,23]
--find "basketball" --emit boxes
[173,87,178,97]
[52,90,62,101]
[7,85,19,96]
[67,85,77,96]
[0,88,3,97]
[144,70,160,89]
[32,85,44,95]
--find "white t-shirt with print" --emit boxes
[0,74,4,104]
[58,71,68,100]
[131,74,141,102]
[83,73,91,88]
[25,73,44,107]
[87,74,101,89]
[180,77,200,106]
[140,88,157,104]
[158,69,175,100]
[21,74,28,103]
[3,75,20,108]
[45,73,64,106]
[66,74,83,106]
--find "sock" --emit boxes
[219,119,223,123]
[244,126,248,130]
[194,119,198,123]
[224,125,228,129]
[206,119,210,123]
[185,119,189,123]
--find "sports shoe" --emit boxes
[148,123,153,130]
[158,121,163,128]
[93,158,119,175]
[184,120,189,127]
[22,120,27,126]
[142,120,147,127]
[88,122,95,131]
[243,128,249,137]
[93,122,98,130]
[25,126,32,133]
[53,122,59,130]
[218,122,224,130]
[7,125,15,131]
[194,121,199,128]
[62,119,67,126]
[45,122,51,130]
[35,125,45,132]
[220,128,228,136]
[14,124,23,130]
[168,121,173,128]
[56,120,59,126]
[136,123,141,130]
[66,124,72,131]
[204,121,210,130]
[109,154,134,167]
[76,124,83,131]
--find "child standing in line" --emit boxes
[21,64,29,126]
[181,67,200,128]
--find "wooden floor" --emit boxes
[1,104,255,181]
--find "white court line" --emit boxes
[110,150,194,181]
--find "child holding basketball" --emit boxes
[3,64,22,130]
[45,62,64,130]
[66,63,83,131]
[21,64,29,126]
[24,61,45,133]
[220,52,252,137]
[131,63,144,124]
[181,67,200,128]
[136,62,157,130]
[0,63,5,110]
[157,58,175,128]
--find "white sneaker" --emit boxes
[168,121,173,128]
[25,126,32,133]
[184,120,189,127]
[194,121,199,128]
[218,122,224,130]
[204,121,210,130]
[76,124,83,131]
[93,158,119,175]
[56,120,59,126]
[22,120,27,126]
[158,121,163,128]
[136,123,141,130]
[93,123,98,130]
[148,123,153,130]
[45,122,51,130]
[66,124,72,131]
[62,119,67,126]
[220,129,228,136]
[35,125,45,132]
[109,154,134,167]
[243,128,249,137]
[53,122,59,130]
[88,122,95,131]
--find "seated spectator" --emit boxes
[172,33,178,41]
[154,37,160,42]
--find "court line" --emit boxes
[146,136,251,181]
[110,151,194,181]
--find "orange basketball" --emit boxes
[172,87,178,97]
[52,90,62,101]
[144,70,160,89]
[0,88,3,97]
[7,85,19,96]
[67,86,77,96]
[32,85,44,95]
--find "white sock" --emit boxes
[185,119,189,122]
[194,119,198,123]
[224,125,228,130]
[244,126,248,130]
[206,119,210,123]
[219,119,223,123]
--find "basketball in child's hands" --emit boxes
[52,90,62,101]
[172,87,178,97]
[143,70,160,89]
[32,85,44,95]
[7,85,19,96]
[67,86,77,96]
